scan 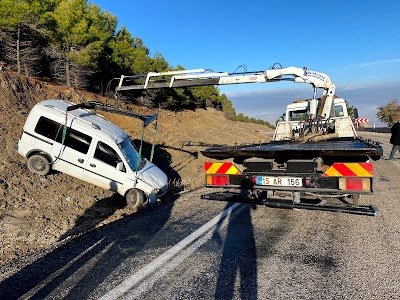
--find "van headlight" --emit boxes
[152,185,168,197]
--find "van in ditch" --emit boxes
[14,99,168,209]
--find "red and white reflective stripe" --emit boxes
[355,118,369,123]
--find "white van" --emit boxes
[15,99,168,209]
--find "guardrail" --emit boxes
[356,127,391,133]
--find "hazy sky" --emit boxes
[90,0,400,126]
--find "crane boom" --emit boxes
[116,69,266,90]
[116,66,331,90]
[116,65,336,118]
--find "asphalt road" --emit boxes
[1,131,399,300]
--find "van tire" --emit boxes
[125,189,145,210]
[28,154,51,176]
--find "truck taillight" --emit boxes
[206,175,229,185]
[339,178,371,191]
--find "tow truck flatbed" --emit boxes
[201,137,383,161]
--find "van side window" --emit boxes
[35,117,91,153]
[94,141,122,169]
[35,117,62,140]
[59,128,92,154]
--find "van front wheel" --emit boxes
[125,188,145,210]
[28,154,51,176]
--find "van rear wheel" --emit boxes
[125,189,146,210]
[28,154,51,176]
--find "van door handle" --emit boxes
[90,163,96,168]
[78,158,84,163]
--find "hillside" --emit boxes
[0,72,273,265]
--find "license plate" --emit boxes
[256,176,302,187]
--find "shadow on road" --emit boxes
[0,199,177,299]
[214,203,258,300]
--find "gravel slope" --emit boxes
[0,72,272,265]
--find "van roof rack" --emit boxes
[66,101,159,162]
[66,101,158,127]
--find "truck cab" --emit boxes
[285,98,348,122]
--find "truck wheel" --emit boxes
[27,154,51,176]
[125,188,146,210]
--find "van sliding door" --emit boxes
[51,127,92,179]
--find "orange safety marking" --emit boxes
[323,163,373,177]
[204,162,240,175]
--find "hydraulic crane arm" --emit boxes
[116,64,336,118]
[116,69,265,91]
[116,66,331,89]
[264,67,333,89]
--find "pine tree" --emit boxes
[0,0,54,75]
[44,0,116,88]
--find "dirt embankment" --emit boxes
[0,72,273,265]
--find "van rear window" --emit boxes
[35,117,62,140]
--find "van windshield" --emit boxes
[118,137,144,171]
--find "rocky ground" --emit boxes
[0,71,273,265]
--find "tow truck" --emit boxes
[116,64,383,216]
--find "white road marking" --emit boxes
[99,202,243,300]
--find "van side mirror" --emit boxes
[116,161,125,172]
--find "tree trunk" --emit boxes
[65,57,71,87]
[16,27,21,74]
